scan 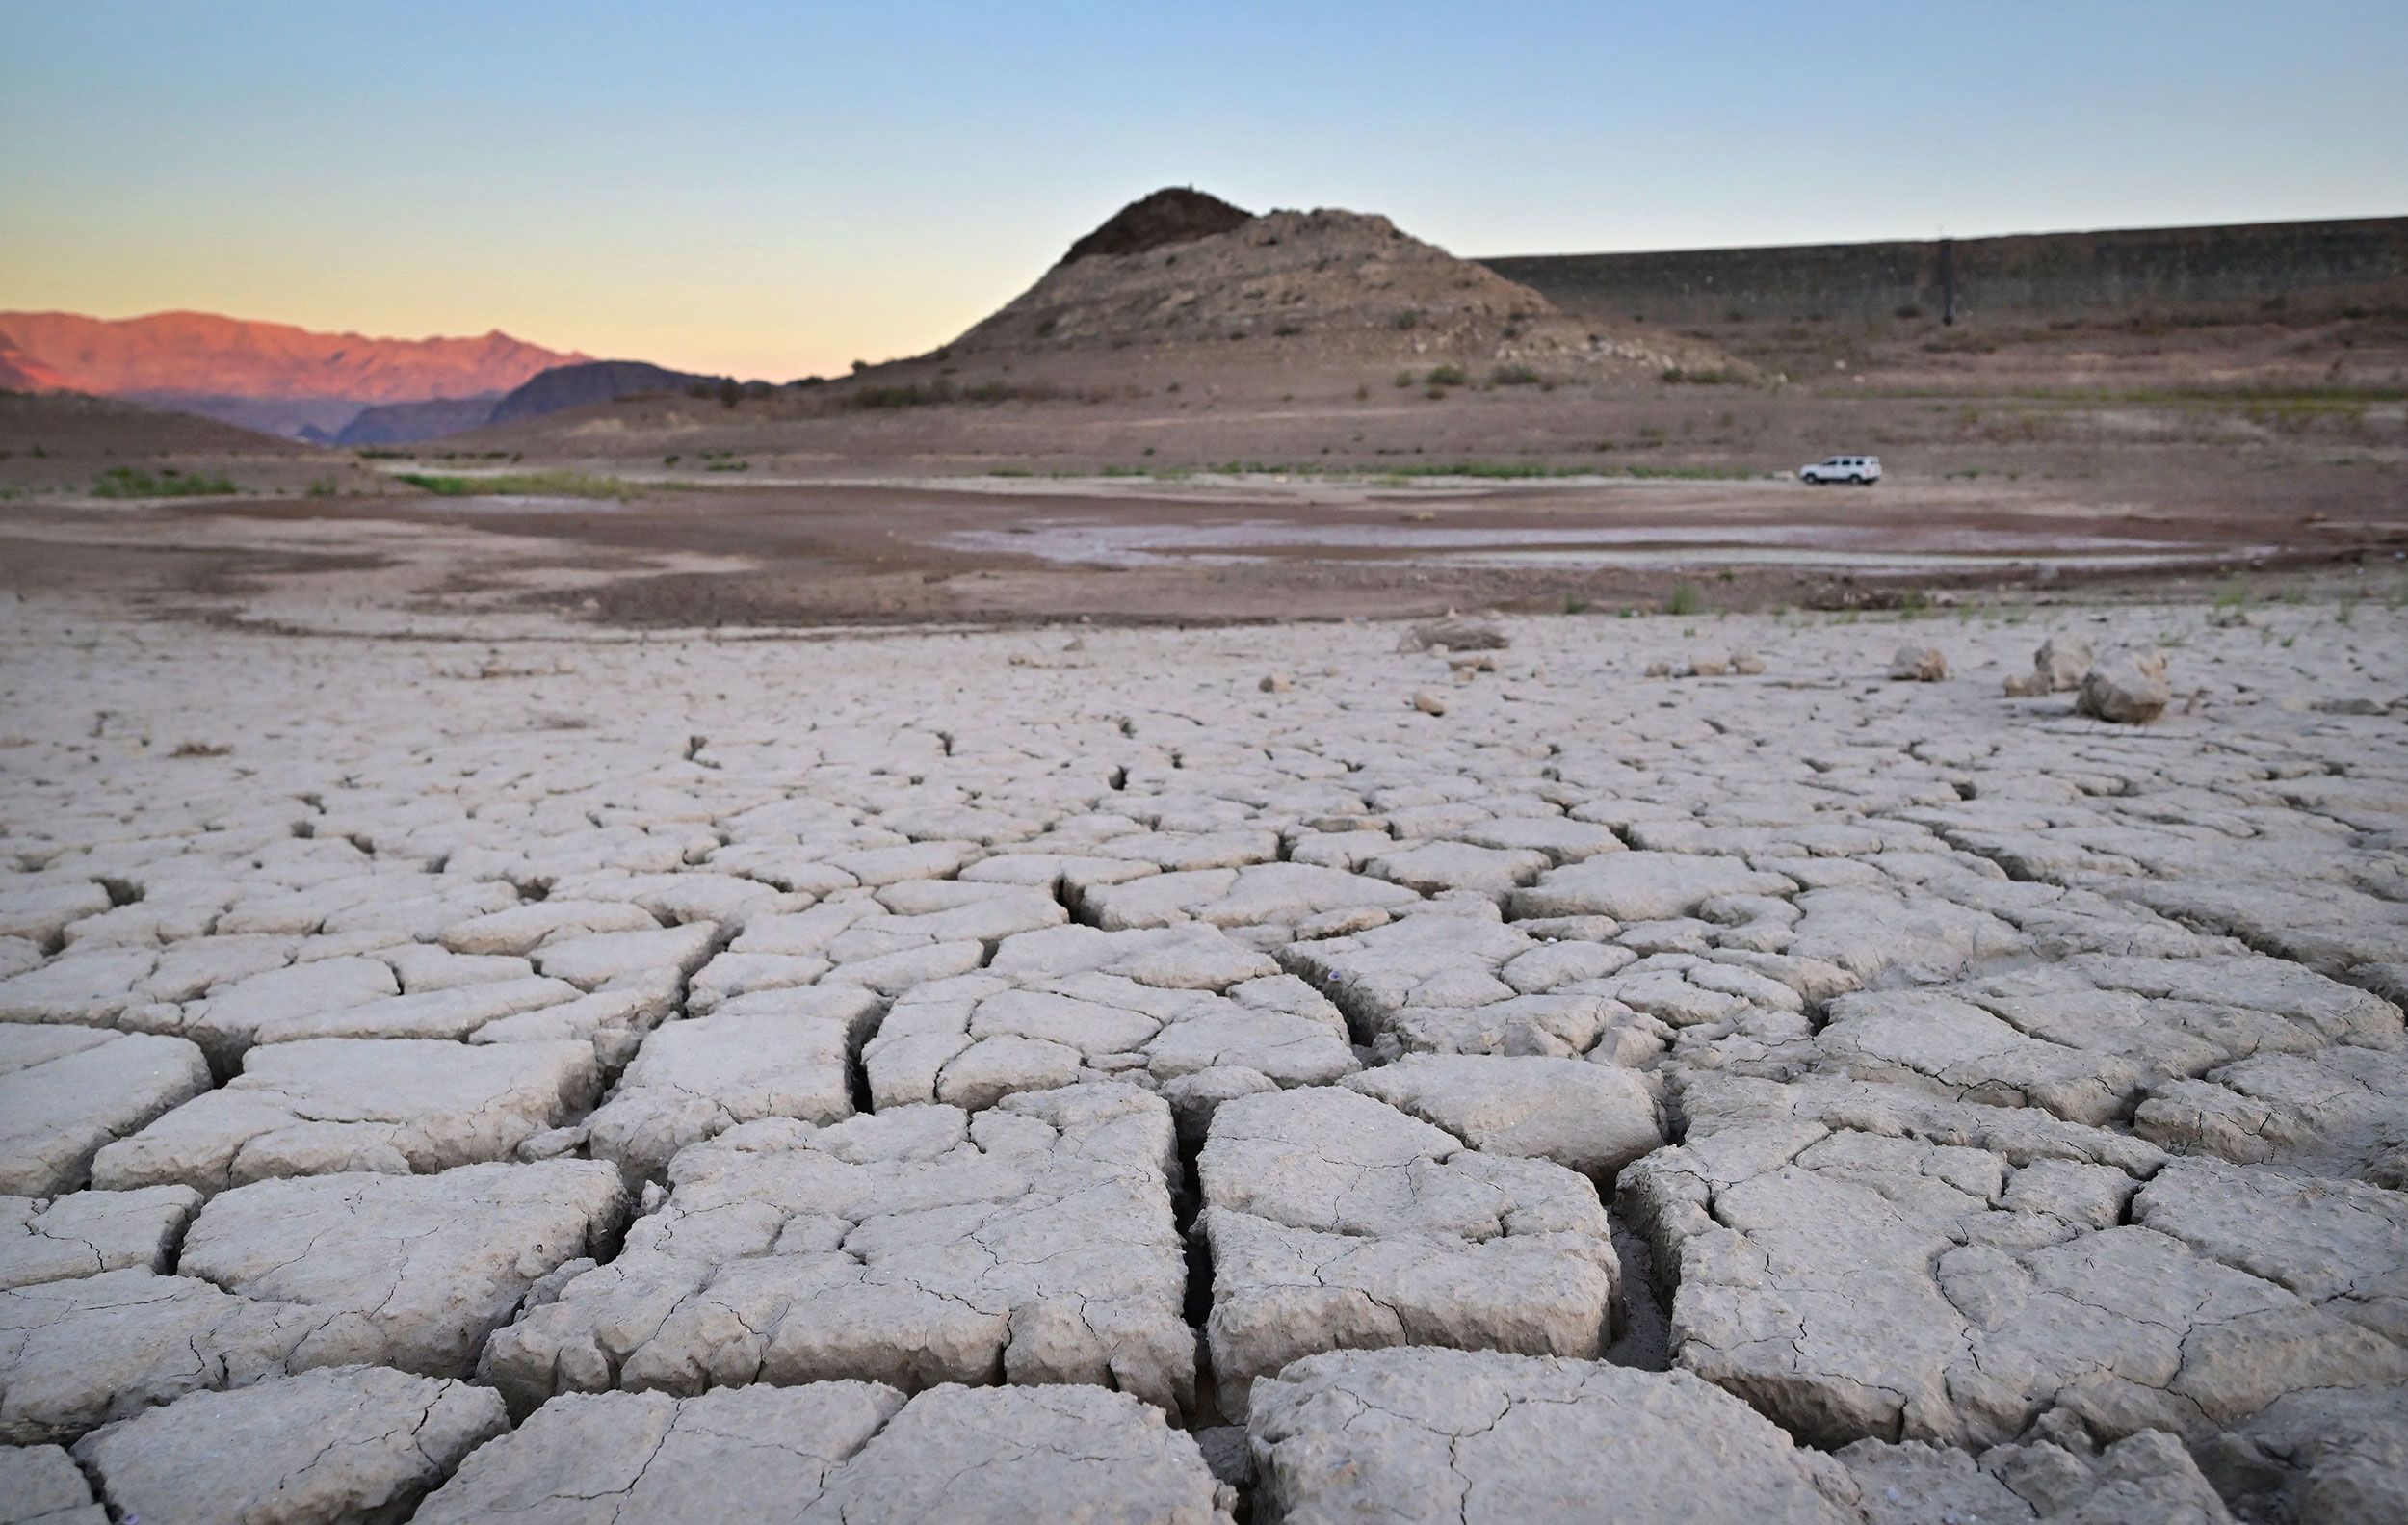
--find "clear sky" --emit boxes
[4,1,2403,379]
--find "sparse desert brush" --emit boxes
[847,379,1063,410]
[1667,582,1703,617]
[1490,364,1541,386]
[1426,365,1467,388]
[92,466,238,498]
[1393,371,1414,389]
[1393,308,1423,331]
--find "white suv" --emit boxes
[1800,455,1881,485]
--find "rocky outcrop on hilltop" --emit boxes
[943,194,1737,381]
[1059,187,1253,266]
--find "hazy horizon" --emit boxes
[6,0,2404,378]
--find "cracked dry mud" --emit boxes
[0,590,2402,1521]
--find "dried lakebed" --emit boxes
[0,592,2403,1523]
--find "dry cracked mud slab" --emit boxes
[241,974,586,1046]
[1620,1073,2408,1451]
[1340,1053,1663,1182]
[1787,953,2402,1131]
[1246,1347,1862,1524]
[1840,1429,2236,1524]
[89,1037,600,1194]
[717,880,1070,1001]
[0,1270,327,1442]
[0,1025,210,1196]
[1508,851,1798,923]
[69,1366,506,1525]
[582,983,885,1179]
[865,923,1356,1124]
[2136,1042,2408,1186]
[484,1083,1192,1416]
[0,1442,106,1525]
[1278,907,1668,1064]
[0,1186,200,1290]
[1197,1085,1619,1417]
[0,1163,622,1442]
[1080,861,1422,946]
[177,1162,627,1376]
[2193,1381,2408,1525]
[415,1380,1234,1525]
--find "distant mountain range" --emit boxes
[0,310,615,442]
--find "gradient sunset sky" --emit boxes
[5,1,2403,380]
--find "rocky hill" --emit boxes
[485,360,726,427]
[934,190,1735,383]
[327,396,504,446]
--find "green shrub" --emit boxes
[396,471,641,500]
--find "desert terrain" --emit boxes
[2,197,2407,1525]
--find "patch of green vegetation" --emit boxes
[2212,576,2251,610]
[1490,364,1542,386]
[1666,582,1703,617]
[396,471,643,500]
[1563,596,1589,615]
[304,476,339,497]
[705,460,749,472]
[1426,365,1469,388]
[92,467,238,498]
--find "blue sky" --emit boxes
[3,0,2403,377]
